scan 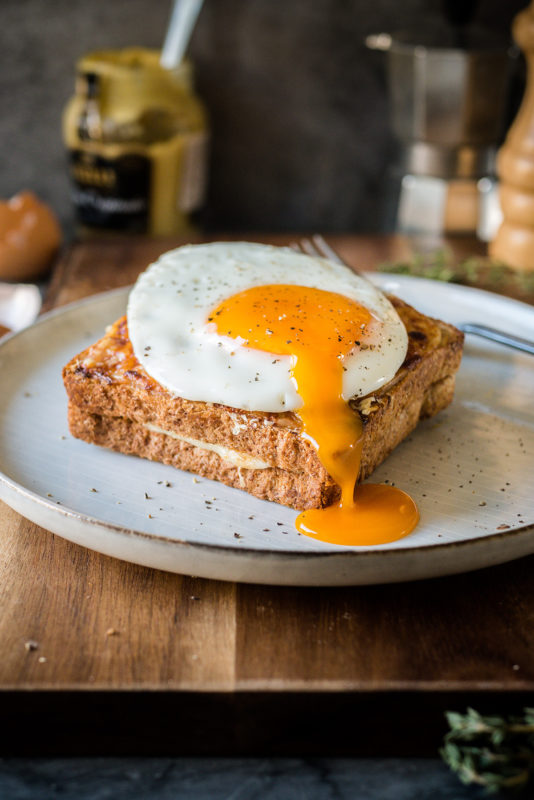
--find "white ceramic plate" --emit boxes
[0,276,533,586]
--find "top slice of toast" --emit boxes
[63,295,463,509]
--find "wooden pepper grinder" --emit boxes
[490,0,534,271]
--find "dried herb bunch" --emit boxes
[441,707,534,794]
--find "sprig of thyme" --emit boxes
[378,250,534,299]
[441,707,534,794]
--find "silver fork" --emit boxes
[290,233,350,268]
[291,235,534,356]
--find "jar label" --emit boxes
[178,132,209,213]
[68,150,151,232]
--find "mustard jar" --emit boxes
[63,48,208,236]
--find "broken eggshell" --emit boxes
[0,191,61,281]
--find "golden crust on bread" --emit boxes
[62,296,463,510]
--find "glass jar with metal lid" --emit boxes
[63,48,209,236]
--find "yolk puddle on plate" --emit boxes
[209,284,419,546]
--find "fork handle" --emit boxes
[460,323,534,355]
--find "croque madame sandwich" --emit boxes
[63,243,463,547]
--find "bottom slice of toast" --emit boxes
[63,296,463,510]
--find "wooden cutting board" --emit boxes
[1,234,533,756]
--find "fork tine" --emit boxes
[310,234,347,266]
[297,238,320,258]
[290,236,356,273]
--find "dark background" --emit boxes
[0,0,528,234]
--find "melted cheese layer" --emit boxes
[144,423,271,470]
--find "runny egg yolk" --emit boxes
[209,284,419,546]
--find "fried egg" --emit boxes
[127,242,408,410]
[127,242,419,546]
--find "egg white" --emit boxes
[126,242,408,412]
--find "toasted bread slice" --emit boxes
[62,296,463,510]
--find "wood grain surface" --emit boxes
[1,234,533,754]
[42,233,415,311]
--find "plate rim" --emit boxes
[0,275,533,563]
[1,471,534,562]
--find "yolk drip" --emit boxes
[209,284,419,546]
